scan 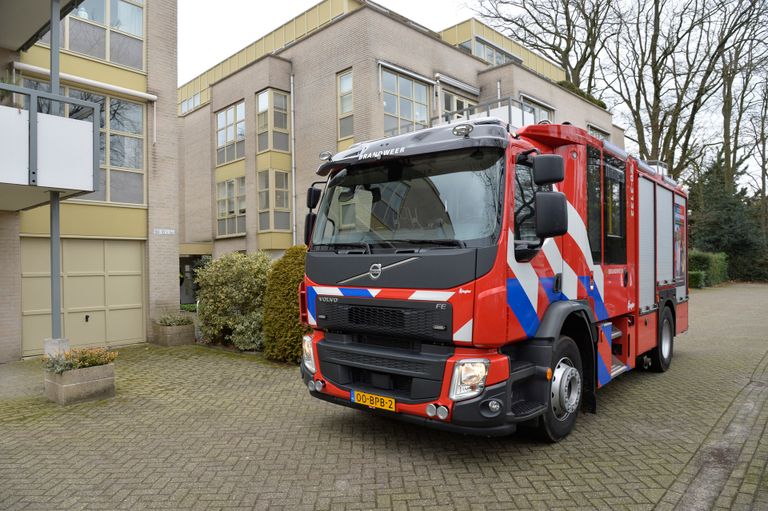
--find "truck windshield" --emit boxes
[311,148,505,250]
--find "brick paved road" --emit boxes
[1,283,767,511]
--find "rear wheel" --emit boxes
[538,335,582,443]
[649,307,674,372]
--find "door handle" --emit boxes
[623,269,628,287]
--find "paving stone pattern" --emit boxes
[1,283,767,510]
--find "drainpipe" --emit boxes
[290,73,297,246]
[50,0,62,341]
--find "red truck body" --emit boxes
[300,120,688,440]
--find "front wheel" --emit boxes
[649,307,674,372]
[538,335,583,443]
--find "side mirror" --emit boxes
[535,191,568,238]
[304,212,317,245]
[307,187,322,209]
[533,154,565,185]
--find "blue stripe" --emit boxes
[339,288,373,298]
[596,353,611,386]
[306,286,318,321]
[540,277,566,304]
[578,276,609,321]
[506,278,540,337]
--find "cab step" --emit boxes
[509,400,547,420]
[611,355,629,378]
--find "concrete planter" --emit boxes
[44,364,115,405]
[152,323,195,346]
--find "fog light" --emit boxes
[307,381,315,392]
[488,400,501,413]
[314,380,324,392]
[426,404,437,417]
[436,405,449,420]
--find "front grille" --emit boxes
[317,336,452,403]
[322,347,429,375]
[316,297,452,342]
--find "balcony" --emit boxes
[0,82,98,211]
[430,96,535,129]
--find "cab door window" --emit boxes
[603,154,626,264]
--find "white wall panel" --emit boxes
[656,186,674,285]
[639,178,656,310]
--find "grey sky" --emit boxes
[178,0,476,85]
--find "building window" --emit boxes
[382,69,429,137]
[257,169,292,232]
[338,70,353,140]
[442,91,477,122]
[181,93,201,114]
[588,124,610,141]
[61,0,144,70]
[22,78,145,205]
[257,89,291,153]
[217,177,246,236]
[521,97,554,124]
[473,38,517,66]
[215,101,245,165]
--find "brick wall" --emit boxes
[146,0,180,329]
[0,212,21,363]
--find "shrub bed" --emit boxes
[195,251,271,350]
[689,271,707,289]
[263,245,310,363]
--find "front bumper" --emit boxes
[300,363,546,437]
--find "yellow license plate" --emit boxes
[351,390,396,412]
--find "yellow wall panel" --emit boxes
[23,46,147,93]
[21,203,147,239]
[215,159,246,181]
[179,243,213,255]
[307,8,319,31]
[257,232,292,250]
[318,0,331,24]
[274,26,285,48]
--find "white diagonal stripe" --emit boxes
[453,319,473,343]
[506,229,540,311]
[408,291,454,301]
[313,286,343,296]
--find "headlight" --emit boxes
[302,335,316,373]
[449,359,489,401]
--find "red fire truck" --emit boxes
[299,119,688,441]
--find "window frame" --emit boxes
[215,100,246,166]
[42,0,146,72]
[520,95,554,124]
[381,69,429,137]
[25,78,148,206]
[337,69,354,141]
[442,90,477,122]
[216,177,246,237]
[256,169,292,233]
[256,89,291,154]
[588,124,611,141]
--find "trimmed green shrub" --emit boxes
[156,312,193,326]
[263,245,310,363]
[689,250,728,286]
[195,251,271,350]
[689,271,707,289]
[556,80,608,110]
[179,303,197,313]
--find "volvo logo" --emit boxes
[369,263,382,280]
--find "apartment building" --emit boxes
[177,0,623,273]
[0,0,179,362]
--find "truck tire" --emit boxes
[538,335,583,443]
[649,307,674,372]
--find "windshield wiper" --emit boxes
[393,239,467,249]
[313,242,372,254]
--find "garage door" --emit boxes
[21,238,145,356]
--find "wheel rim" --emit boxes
[661,318,673,360]
[550,357,581,421]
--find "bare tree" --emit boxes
[475,0,617,95]
[602,0,763,179]
[748,77,768,246]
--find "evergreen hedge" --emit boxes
[689,271,707,289]
[263,245,310,363]
[195,251,271,350]
[689,250,728,286]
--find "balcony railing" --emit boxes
[0,82,99,211]
[430,96,535,129]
